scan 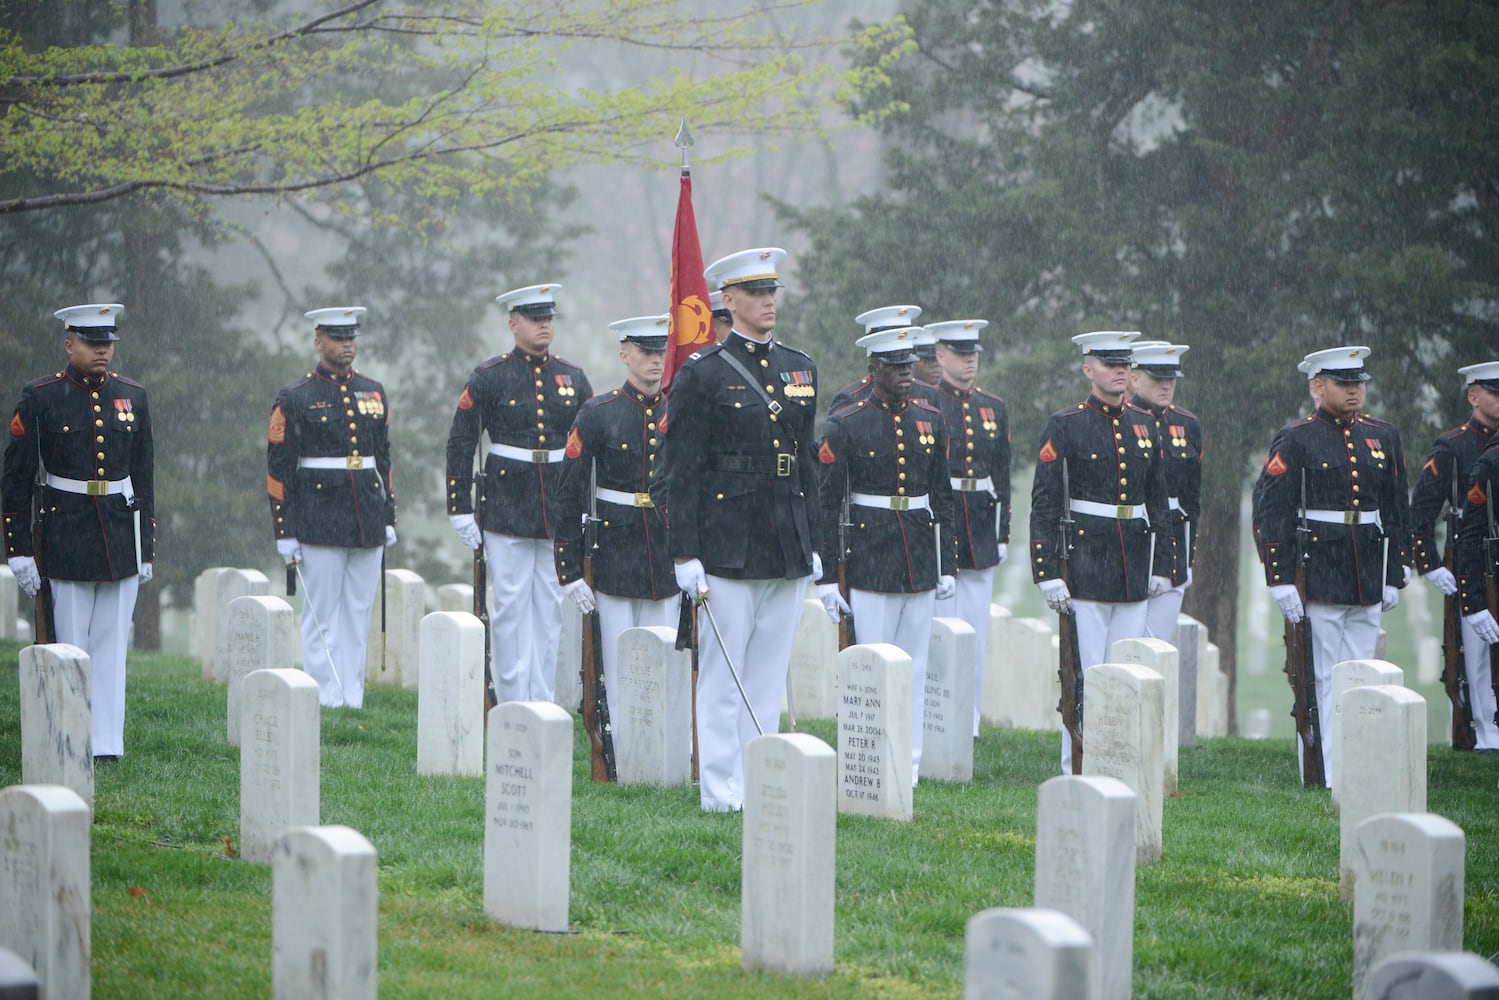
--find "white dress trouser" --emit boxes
[1303,601,1382,785]
[937,567,993,736]
[52,575,139,757]
[596,593,677,745]
[483,533,564,704]
[1062,598,1149,773]
[1462,615,1499,749]
[1145,582,1187,644]
[851,587,936,784]
[298,544,382,709]
[696,575,804,812]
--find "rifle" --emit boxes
[1486,485,1499,732]
[474,544,497,718]
[675,593,700,781]
[1441,473,1476,750]
[1285,470,1325,788]
[1056,458,1084,775]
[580,465,617,782]
[837,486,857,650]
[30,485,54,644]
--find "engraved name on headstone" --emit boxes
[484,701,573,932]
[837,643,912,821]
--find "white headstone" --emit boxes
[1174,614,1201,747]
[922,617,976,782]
[1009,617,1062,731]
[0,785,90,1000]
[1081,662,1164,866]
[18,644,92,807]
[225,596,296,748]
[416,612,485,777]
[1245,708,1271,740]
[194,566,230,671]
[741,733,836,978]
[484,701,573,932]
[1340,685,1427,899]
[837,643,913,820]
[614,626,692,787]
[1033,775,1136,1000]
[1352,813,1466,1000]
[436,582,474,614]
[273,825,378,1000]
[240,668,321,864]
[1107,637,1179,796]
[0,566,17,640]
[1330,659,1404,809]
[964,907,1093,1000]
[788,596,839,721]
[980,604,1013,728]
[1199,641,1228,737]
[554,600,583,713]
[365,568,425,689]
[211,568,270,682]
[1367,951,1499,1000]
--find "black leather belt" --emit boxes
[708,453,798,478]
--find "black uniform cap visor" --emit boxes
[67,326,120,343]
[871,349,919,366]
[724,277,782,292]
[938,339,983,354]
[316,325,360,339]
[511,303,558,320]
[624,336,669,352]
[1317,368,1370,383]
[1136,364,1183,379]
[1086,350,1133,365]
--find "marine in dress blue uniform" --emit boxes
[1445,362,1499,741]
[446,283,594,704]
[3,304,155,759]
[267,307,396,709]
[1030,331,1173,771]
[815,326,956,781]
[1252,346,1411,782]
[1128,342,1203,642]
[827,306,942,411]
[927,319,1011,736]
[552,315,678,737]
[658,247,820,812]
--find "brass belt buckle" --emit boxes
[959,478,977,492]
[775,453,793,477]
[1344,510,1357,525]
[346,455,364,470]
[532,449,550,464]
[87,480,108,496]
[1117,504,1131,518]
[890,496,910,511]
[634,492,653,508]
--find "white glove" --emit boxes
[1039,578,1072,614]
[449,513,481,551]
[935,574,956,600]
[811,552,823,580]
[674,558,708,598]
[1422,566,1458,596]
[1403,564,1412,585]
[138,562,153,583]
[276,538,302,565]
[1149,575,1172,598]
[1270,584,1303,624]
[1466,609,1499,645]
[817,583,850,623]
[7,556,40,598]
[996,543,1008,565]
[1381,586,1400,612]
[563,578,595,614]
[385,525,398,548]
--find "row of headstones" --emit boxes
[788,596,1232,741]
[8,644,1485,997]
[192,567,589,710]
[0,781,379,999]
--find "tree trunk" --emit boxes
[1181,441,1251,736]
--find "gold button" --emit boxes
[351,449,361,457]
[96,436,104,443]
[350,436,358,444]
[346,409,354,417]
[898,472,906,480]
[649,423,657,431]
[648,438,657,446]
[535,380,543,387]
[96,451,104,460]
[539,434,547,444]
[761,359,769,368]
[95,419,103,428]
[716,492,724,500]
[1120,477,1128,485]
[646,409,654,417]
[898,443,905,452]
[93,405,101,413]
[772,439,780,447]
[765,384,776,393]
[97,468,105,476]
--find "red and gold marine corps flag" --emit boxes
[663,131,711,393]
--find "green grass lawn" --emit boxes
[2,639,1496,998]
